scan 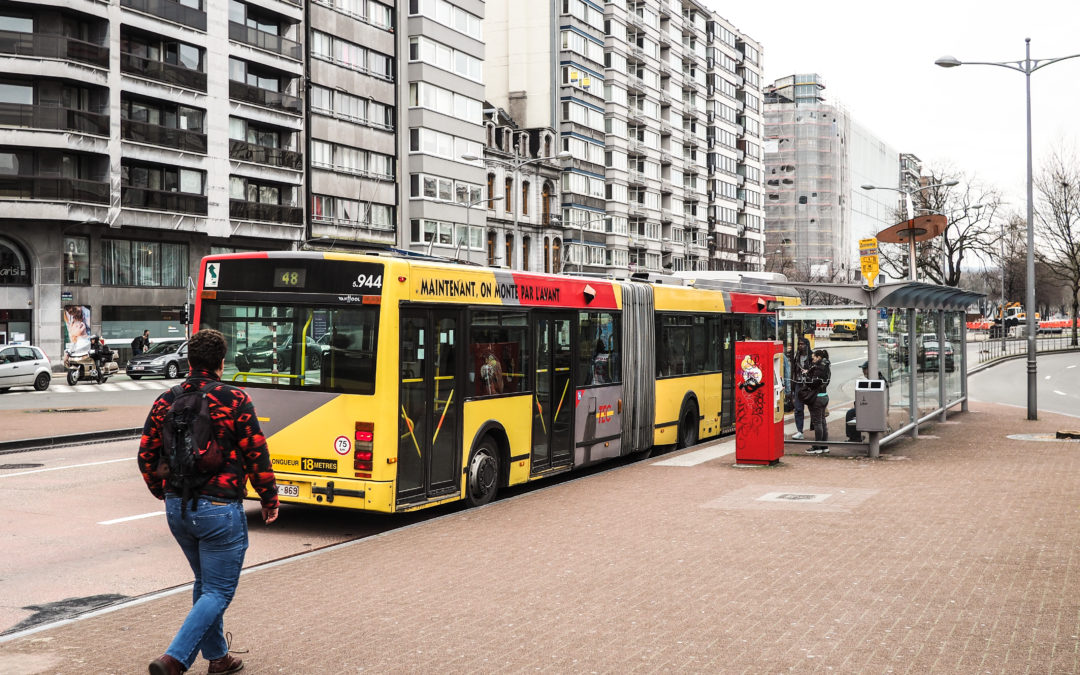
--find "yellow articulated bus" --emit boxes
[192,251,797,513]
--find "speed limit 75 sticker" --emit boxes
[334,436,352,455]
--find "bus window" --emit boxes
[469,310,528,396]
[578,311,620,385]
[200,300,379,393]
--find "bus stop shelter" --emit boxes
[778,281,985,458]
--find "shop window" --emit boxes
[64,236,90,285]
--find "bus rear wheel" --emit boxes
[466,438,499,507]
[677,402,699,449]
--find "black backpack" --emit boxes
[158,381,227,514]
[131,336,142,352]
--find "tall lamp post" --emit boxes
[461,150,572,269]
[860,181,959,281]
[936,39,1080,420]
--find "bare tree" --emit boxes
[1033,149,1080,346]
[876,167,1003,287]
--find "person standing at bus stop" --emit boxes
[804,348,832,454]
[138,328,279,675]
[790,337,812,439]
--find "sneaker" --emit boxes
[805,447,823,454]
[791,432,804,440]
[819,447,830,454]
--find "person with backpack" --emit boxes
[789,337,812,439]
[137,328,278,675]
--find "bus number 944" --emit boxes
[352,274,383,289]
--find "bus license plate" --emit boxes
[278,484,299,497]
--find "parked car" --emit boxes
[918,340,956,372]
[235,334,321,372]
[126,339,189,379]
[830,320,858,340]
[0,344,52,392]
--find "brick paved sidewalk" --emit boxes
[3,401,1079,674]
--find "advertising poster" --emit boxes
[62,305,92,353]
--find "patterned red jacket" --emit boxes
[138,368,278,507]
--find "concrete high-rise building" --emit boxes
[483,0,765,274]
[0,0,489,359]
[763,73,898,281]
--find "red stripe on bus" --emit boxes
[506,273,619,309]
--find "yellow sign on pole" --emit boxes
[859,237,879,288]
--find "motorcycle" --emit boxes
[63,345,119,385]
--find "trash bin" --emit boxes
[854,379,889,432]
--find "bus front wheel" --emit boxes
[677,402,699,449]
[466,438,499,507]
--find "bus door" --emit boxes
[397,308,462,504]
[531,312,575,474]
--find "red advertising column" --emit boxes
[734,340,785,465]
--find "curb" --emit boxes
[969,346,1080,375]
[0,428,142,455]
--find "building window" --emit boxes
[521,180,530,215]
[504,177,512,212]
[504,233,513,268]
[63,236,90,286]
[101,239,187,287]
[487,173,495,209]
[522,236,530,271]
[0,236,30,286]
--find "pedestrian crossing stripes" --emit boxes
[34,380,173,394]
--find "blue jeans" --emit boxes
[164,496,249,668]
[792,383,806,432]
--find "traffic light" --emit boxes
[181,304,191,325]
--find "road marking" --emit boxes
[1046,375,1052,381]
[98,511,165,525]
[117,381,144,390]
[1069,365,1077,370]
[0,457,130,478]
[1054,390,1068,396]
[833,357,866,365]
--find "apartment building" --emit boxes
[484,0,765,275]
[763,73,898,281]
[0,0,412,359]
[400,0,488,263]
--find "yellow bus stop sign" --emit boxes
[859,237,879,288]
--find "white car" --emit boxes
[0,345,52,392]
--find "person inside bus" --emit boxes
[591,338,610,384]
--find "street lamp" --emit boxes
[460,150,572,269]
[860,181,959,281]
[566,214,611,272]
[936,39,1080,420]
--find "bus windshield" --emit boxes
[200,300,379,394]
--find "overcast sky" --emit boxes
[709,0,1080,213]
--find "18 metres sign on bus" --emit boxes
[193,251,792,513]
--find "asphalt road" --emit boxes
[969,350,1080,419]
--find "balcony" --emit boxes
[122,187,208,214]
[228,139,302,170]
[121,52,207,91]
[121,119,207,153]
[229,22,301,61]
[0,103,109,136]
[121,0,206,31]
[229,199,303,224]
[229,80,301,115]
[0,31,109,68]
[0,176,109,203]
